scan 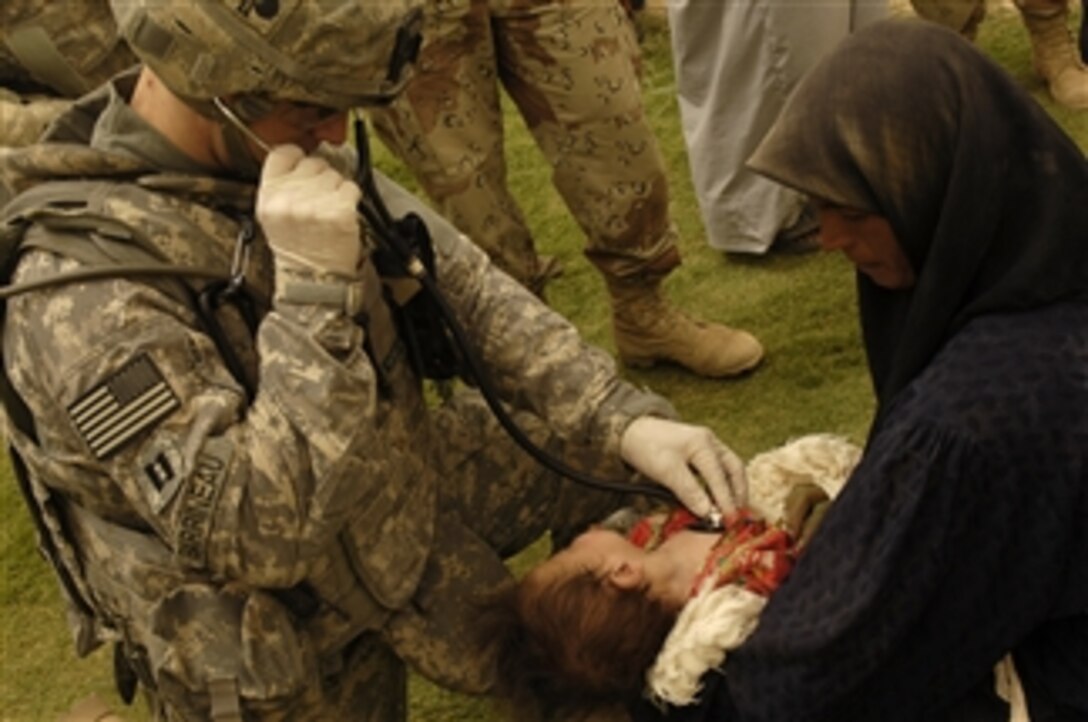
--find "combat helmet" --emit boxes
[108,0,423,110]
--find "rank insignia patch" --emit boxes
[68,354,180,459]
[139,436,184,513]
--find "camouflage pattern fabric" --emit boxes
[0,90,71,147]
[1,0,135,147]
[384,392,637,692]
[1,0,134,94]
[1,75,675,717]
[367,0,683,289]
[109,0,424,110]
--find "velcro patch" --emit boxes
[138,436,184,513]
[68,354,180,459]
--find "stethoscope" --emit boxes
[212,98,726,532]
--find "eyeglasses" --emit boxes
[213,96,272,153]
[213,96,344,154]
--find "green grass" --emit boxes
[2,11,1084,721]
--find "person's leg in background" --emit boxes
[909,0,987,39]
[366,0,561,297]
[491,0,763,378]
[667,0,886,258]
[910,0,1087,108]
[668,0,807,256]
[1016,0,1088,109]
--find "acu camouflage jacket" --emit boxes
[0,74,672,694]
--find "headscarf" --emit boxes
[748,19,1088,415]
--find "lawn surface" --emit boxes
[2,8,1084,721]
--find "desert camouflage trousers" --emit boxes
[367,0,683,290]
[142,392,628,721]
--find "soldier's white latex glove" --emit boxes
[620,417,747,518]
[256,145,363,277]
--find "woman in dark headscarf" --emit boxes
[635,18,1088,722]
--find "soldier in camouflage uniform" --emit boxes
[1,0,136,147]
[910,0,1087,109]
[367,0,764,379]
[0,0,750,719]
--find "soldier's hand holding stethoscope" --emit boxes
[620,416,747,522]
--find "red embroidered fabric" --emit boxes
[689,510,796,598]
[626,508,798,600]
[626,507,701,551]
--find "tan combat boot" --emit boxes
[608,278,764,378]
[1021,6,1088,109]
[57,694,126,722]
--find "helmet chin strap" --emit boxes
[213,96,269,180]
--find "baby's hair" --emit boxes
[475,566,678,719]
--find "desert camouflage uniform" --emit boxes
[367,0,682,293]
[0,73,674,720]
[1,0,135,147]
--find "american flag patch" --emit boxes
[68,354,181,459]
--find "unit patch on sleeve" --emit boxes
[68,354,181,459]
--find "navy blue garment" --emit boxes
[634,17,1088,722]
[633,305,1088,722]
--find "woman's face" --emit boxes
[816,205,917,290]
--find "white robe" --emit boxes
[667,0,887,253]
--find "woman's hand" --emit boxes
[783,482,831,549]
